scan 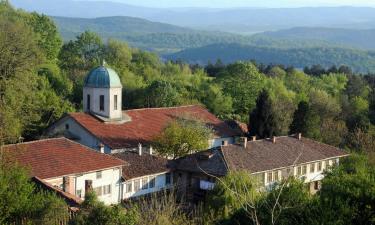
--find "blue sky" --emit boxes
[84,0,375,8]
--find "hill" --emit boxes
[12,0,375,33]
[165,43,375,73]
[54,16,338,53]
[259,27,375,50]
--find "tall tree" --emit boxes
[249,90,278,138]
[289,101,310,135]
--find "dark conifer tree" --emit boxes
[248,90,278,138]
[289,101,310,135]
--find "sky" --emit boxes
[80,0,375,8]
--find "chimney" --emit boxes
[272,136,276,143]
[138,143,142,156]
[297,133,302,140]
[222,140,229,146]
[252,136,256,141]
[99,143,105,153]
[63,176,74,194]
[240,137,248,148]
[85,180,93,194]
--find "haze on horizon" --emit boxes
[79,0,375,8]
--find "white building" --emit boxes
[3,138,125,205]
[112,151,173,199]
[174,134,349,201]
[46,65,241,154]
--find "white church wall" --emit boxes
[83,87,111,118]
[47,117,111,153]
[109,88,122,119]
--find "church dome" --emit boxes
[84,66,122,88]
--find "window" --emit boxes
[94,186,102,196]
[302,165,307,175]
[149,176,155,188]
[134,179,140,192]
[142,178,148,190]
[310,164,315,173]
[267,172,273,182]
[65,124,69,130]
[325,160,330,169]
[114,95,118,110]
[165,173,171,185]
[76,189,82,198]
[318,162,322,171]
[274,171,279,181]
[100,95,104,111]
[297,166,302,176]
[126,182,132,193]
[96,171,102,179]
[87,94,91,110]
[314,181,319,190]
[103,185,111,195]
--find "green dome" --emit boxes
[84,66,122,88]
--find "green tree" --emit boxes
[249,90,278,138]
[218,62,265,121]
[26,12,62,60]
[145,80,180,107]
[290,101,310,135]
[318,154,375,225]
[70,192,138,225]
[152,119,213,159]
[206,171,262,223]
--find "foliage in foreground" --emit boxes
[0,150,69,224]
[205,155,375,225]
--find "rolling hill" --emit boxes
[258,27,375,50]
[165,43,375,73]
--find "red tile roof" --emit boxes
[112,152,170,180]
[221,136,349,173]
[174,135,349,175]
[69,105,239,149]
[2,138,125,179]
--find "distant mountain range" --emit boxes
[53,16,338,53]
[166,43,375,73]
[11,0,375,33]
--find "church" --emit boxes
[46,63,241,154]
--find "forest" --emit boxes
[0,1,374,224]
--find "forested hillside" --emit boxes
[167,43,375,73]
[53,16,336,53]
[259,27,375,50]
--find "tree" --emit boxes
[318,154,375,225]
[145,80,180,108]
[218,62,265,121]
[249,90,278,138]
[152,119,213,159]
[0,150,68,224]
[26,12,62,60]
[205,171,262,224]
[70,192,138,225]
[290,101,310,135]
